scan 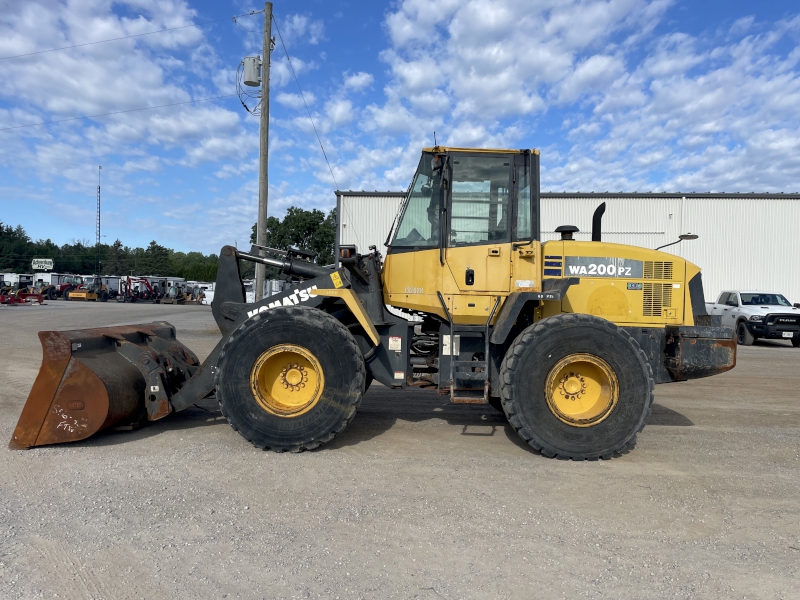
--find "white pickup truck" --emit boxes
[706,291,800,347]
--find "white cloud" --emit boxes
[557,55,627,102]
[343,71,374,91]
[276,92,315,110]
[279,14,325,46]
[270,56,316,88]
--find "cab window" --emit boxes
[391,152,440,248]
[515,154,532,240]
[725,294,739,307]
[448,155,511,247]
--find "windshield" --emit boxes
[740,293,792,306]
[391,152,440,248]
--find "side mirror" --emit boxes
[794,303,800,308]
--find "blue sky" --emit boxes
[2,0,800,253]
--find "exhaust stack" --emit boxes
[592,202,606,242]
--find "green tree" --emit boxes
[103,239,126,275]
[250,206,336,265]
[0,222,32,271]
[141,241,170,276]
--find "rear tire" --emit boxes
[216,306,366,452]
[736,321,754,346]
[63,287,73,300]
[99,291,109,302]
[500,313,654,460]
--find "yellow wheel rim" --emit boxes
[249,344,325,418]
[545,353,619,427]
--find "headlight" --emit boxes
[749,315,763,322]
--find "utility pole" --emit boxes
[96,165,102,276]
[255,2,273,301]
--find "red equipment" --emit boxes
[117,277,160,302]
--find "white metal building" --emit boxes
[336,191,800,304]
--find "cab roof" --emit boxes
[421,146,539,155]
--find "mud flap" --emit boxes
[9,323,200,449]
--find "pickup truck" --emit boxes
[706,291,800,347]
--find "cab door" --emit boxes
[508,151,541,292]
[443,153,513,294]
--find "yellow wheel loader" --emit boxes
[10,148,736,459]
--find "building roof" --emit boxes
[337,191,800,200]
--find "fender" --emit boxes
[490,278,579,345]
[311,288,380,345]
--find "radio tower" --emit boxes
[96,166,102,276]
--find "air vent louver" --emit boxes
[643,283,673,316]
[644,261,674,280]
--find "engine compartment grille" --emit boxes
[644,261,674,280]
[643,283,673,316]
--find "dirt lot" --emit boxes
[0,301,798,599]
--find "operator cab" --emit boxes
[384,148,541,314]
[390,147,538,251]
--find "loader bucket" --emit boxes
[9,323,199,449]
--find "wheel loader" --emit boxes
[9,147,736,459]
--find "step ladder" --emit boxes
[437,293,501,403]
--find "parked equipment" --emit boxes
[10,147,736,459]
[183,285,206,305]
[68,277,109,302]
[55,275,84,300]
[0,279,26,305]
[159,285,186,305]
[117,277,160,303]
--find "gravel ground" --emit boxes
[0,301,798,599]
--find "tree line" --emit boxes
[0,222,219,280]
[1,206,336,281]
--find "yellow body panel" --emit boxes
[68,291,96,301]
[384,240,700,328]
[541,241,692,327]
[383,249,451,319]
[384,242,545,324]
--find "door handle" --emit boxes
[465,268,474,286]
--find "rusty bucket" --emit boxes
[9,323,199,449]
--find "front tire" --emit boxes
[736,321,755,346]
[216,306,366,452]
[47,287,57,300]
[792,337,800,348]
[500,313,654,460]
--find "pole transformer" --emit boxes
[255,2,273,301]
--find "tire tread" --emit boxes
[500,313,655,460]
[216,306,365,453]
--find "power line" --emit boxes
[0,94,237,132]
[273,15,339,191]
[272,15,361,251]
[0,10,265,61]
